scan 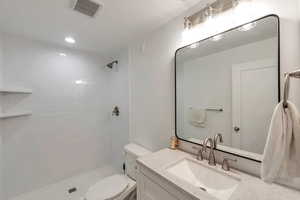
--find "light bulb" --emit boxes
[182,28,191,40]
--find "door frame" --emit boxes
[231,59,278,152]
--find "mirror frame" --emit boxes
[174,14,281,162]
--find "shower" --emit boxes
[106,60,118,69]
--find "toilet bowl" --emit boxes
[83,143,151,200]
[84,174,136,200]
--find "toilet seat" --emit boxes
[85,175,129,200]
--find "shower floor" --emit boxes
[10,165,119,200]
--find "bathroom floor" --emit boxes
[10,165,119,200]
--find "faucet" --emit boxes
[203,138,216,166]
[214,133,223,148]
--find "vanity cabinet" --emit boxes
[137,172,178,200]
[137,148,300,200]
[137,162,198,200]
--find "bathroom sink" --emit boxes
[165,158,241,200]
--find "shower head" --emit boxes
[106,60,118,69]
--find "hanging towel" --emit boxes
[261,101,300,183]
[188,107,206,128]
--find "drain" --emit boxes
[199,187,207,192]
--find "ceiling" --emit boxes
[0,0,201,57]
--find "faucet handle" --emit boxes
[192,146,204,161]
[222,158,237,171]
[214,133,223,148]
[203,137,214,151]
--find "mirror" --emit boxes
[175,15,279,161]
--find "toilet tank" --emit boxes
[124,143,151,180]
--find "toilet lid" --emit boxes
[85,175,129,200]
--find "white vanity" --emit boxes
[136,148,300,200]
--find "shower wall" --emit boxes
[108,49,130,171]
[0,32,3,87]
[0,128,3,200]
[0,33,4,200]
[0,33,115,199]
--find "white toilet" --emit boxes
[83,143,151,200]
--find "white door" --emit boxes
[231,59,278,154]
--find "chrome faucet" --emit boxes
[214,133,223,148]
[203,138,216,166]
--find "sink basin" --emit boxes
[165,158,241,200]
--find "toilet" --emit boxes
[83,143,151,200]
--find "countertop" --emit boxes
[137,148,300,200]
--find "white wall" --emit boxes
[126,0,300,188]
[109,49,130,171]
[0,33,3,87]
[0,125,3,200]
[128,22,182,151]
[1,33,113,199]
[0,33,3,200]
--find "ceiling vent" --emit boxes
[73,0,103,17]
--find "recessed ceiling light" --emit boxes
[75,80,87,85]
[65,37,76,44]
[59,53,67,57]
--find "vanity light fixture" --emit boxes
[65,36,76,44]
[183,0,250,30]
[204,5,214,22]
[183,17,192,37]
[232,0,240,7]
[182,17,192,39]
[184,17,192,30]
[239,22,257,31]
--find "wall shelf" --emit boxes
[0,111,32,119]
[0,87,32,94]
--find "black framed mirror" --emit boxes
[175,15,280,162]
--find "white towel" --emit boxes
[188,107,206,128]
[261,101,300,183]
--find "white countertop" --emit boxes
[137,148,300,200]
